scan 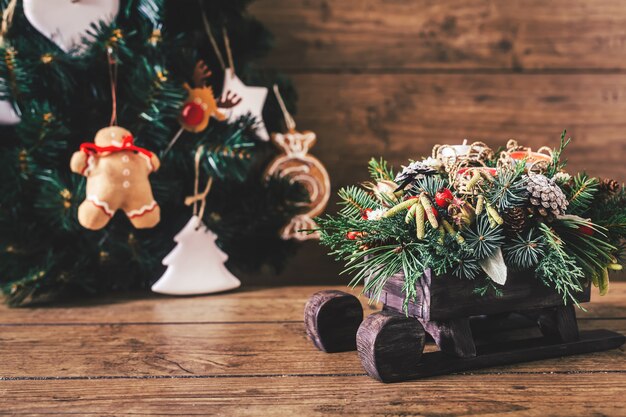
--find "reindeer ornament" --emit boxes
[165,61,241,153]
[179,62,241,132]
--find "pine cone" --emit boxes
[598,177,620,195]
[502,207,528,234]
[526,174,569,219]
[394,161,436,190]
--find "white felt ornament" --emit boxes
[220,68,269,141]
[0,99,20,125]
[151,215,241,296]
[23,0,120,54]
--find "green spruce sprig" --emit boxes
[566,173,598,216]
[463,214,505,259]
[536,223,585,305]
[411,175,448,197]
[546,130,570,178]
[503,229,545,269]
[368,157,394,182]
[337,186,378,219]
[487,162,528,210]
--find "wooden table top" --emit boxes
[1,284,625,416]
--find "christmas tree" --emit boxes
[0,0,307,306]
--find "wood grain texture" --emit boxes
[0,311,624,378]
[0,285,625,414]
[292,73,626,187]
[1,284,623,325]
[0,284,623,324]
[250,0,626,71]
[2,374,626,416]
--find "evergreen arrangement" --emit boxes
[0,0,307,306]
[317,133,626,309]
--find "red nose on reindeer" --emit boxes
[180,102,205,126]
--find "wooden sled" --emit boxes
[304,270,625,383]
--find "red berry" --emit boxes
[346,231,360,240]
[578,225,594,236]
[180,102,205,126]
[361,208,372,220]
[435,188,454,208]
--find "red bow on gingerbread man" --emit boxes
[79,133,153,159]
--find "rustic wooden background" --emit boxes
[242,0,626,284]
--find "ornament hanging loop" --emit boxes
[273,84,296,132]
[106,47,118,126]
[222,27,235,74]
[184,145,214,227]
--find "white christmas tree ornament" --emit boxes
[151,215,241,295]
[151,145,240,296]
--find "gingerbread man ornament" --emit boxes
[70,126,161,230]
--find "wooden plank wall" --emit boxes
[244,0,626,284]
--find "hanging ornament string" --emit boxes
[200,8,235,74]
[107,47,118,126]
[184,145,214,227]
[163,126,183,155]
[0,0,18,46]
[273,84,296,132]
[222,27,235,74]
[200,8,226,71]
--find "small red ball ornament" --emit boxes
[578,225,594,236]
[435,188,454,208]
[346,231,360,240]
[180,102,205,126]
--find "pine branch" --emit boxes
[462,214,505,259]
[566,173,598,215]
[368,157,394,182]
[410,174,448,197]
[503,229,545,269]
[486,163,528,210]
[337,186,378,219]
[452,252,482,280]
[546,130,570,178]
[536,223,585,305]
